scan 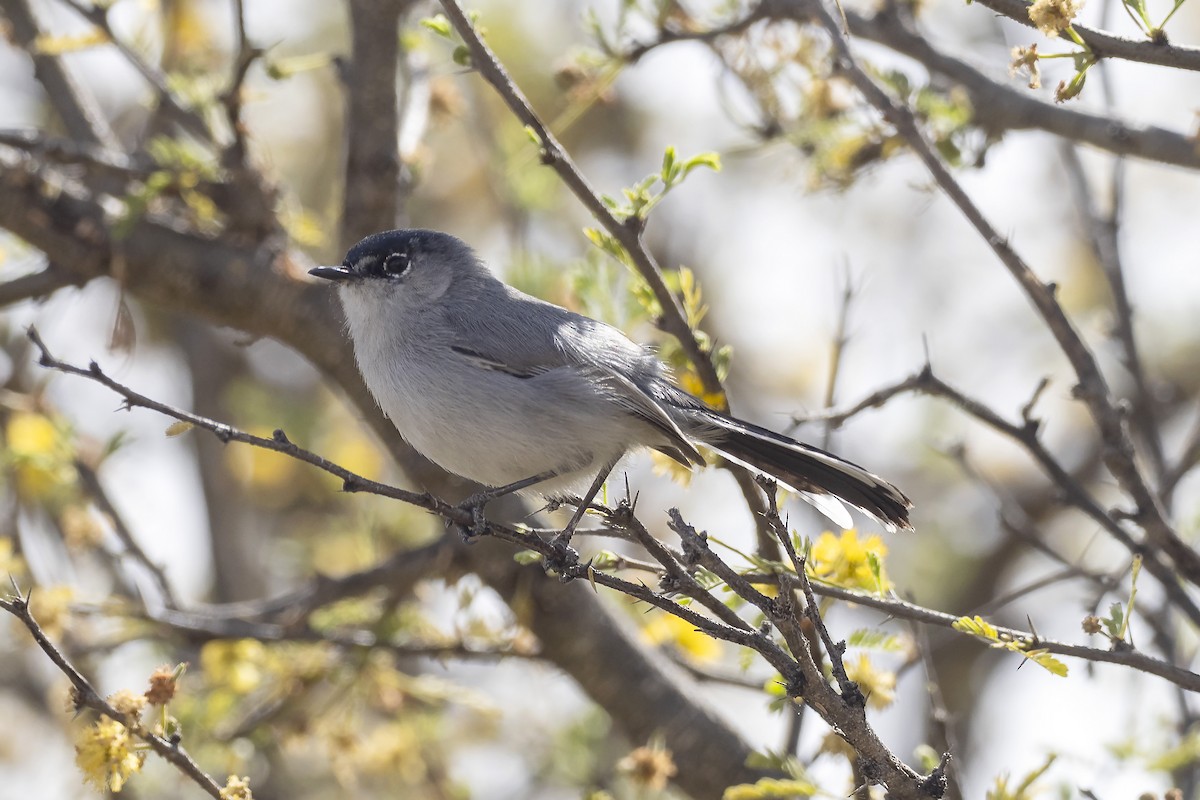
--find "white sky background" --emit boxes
[2,0,1200,797]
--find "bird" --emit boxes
[310,229,912,543]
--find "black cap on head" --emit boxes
[310,229,473,283]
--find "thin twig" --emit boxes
[0,0,119,149]
[74,459,178,609]
[738,575,1200,693]
[54,0,211,141]
[0,267,80,306]
[218,0,261,167]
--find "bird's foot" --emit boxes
[455,492,494,541]
[543,537,580,579]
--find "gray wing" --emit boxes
[442,280,704,467]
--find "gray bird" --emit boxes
[311,229,912,542]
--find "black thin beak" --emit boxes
[309,265,354,281]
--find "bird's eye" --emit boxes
[383,252,411,276]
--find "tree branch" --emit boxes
[0,0,119,149]
[0,591,224,798]
[802,0,1200,591]
[971,0,1200,71]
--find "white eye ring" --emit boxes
[383,252,411,276]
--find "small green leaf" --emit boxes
[513,549,543,565]
[846,629,907,652]
[590,550,621,571]
[866,550,885,593]
[683,151,722,175]
[452,45,472,66]
[661,145,679,182]
[1103,601,1124,639]
[419,14,453,38]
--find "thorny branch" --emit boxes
[27,328,957,797]
[0,590,224,799]
[792,362,1200,628]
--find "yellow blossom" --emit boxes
[1028,0,1084,36]
[200,639,267,694]
[0,536,26,580]
[844,654,897,709]
[60,504,106,549]
[221,775,254,800]
[106,689,147,720]
[5,411,75,501]
[74,715,145,793]
[618,743,677,791]
[641,613,722,663]
[28,585,74,639]
[807,529,890,592]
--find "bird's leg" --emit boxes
[553,457,619,549]
[459,470,558,536]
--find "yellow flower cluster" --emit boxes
[641,613,722,663]
[5,411,75,502]
[844,654,897,710]
[221,775,254,800]
[74,715,145,793]
[806,529,890,592]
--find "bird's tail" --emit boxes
[682,408,913,532]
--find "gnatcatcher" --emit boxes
[311,229,912,543]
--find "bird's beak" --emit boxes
[309,265,354,282]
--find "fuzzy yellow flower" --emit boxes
[5,411,75,501]
[106,689,147,720]
[74,715,145,793]
[844,654,897,709]
[1028,0,1084,36]
[0,536,26,580]
[221,775,254,800]
[807,529,890,592]
[641,613,722,663]
[28,585,74,639]
[200,639,267,694]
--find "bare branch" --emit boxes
[217,0,261,168]
[1059,143,1164,482]
[797,362,1200,627]
[0,266,79,306]
[74,459,178,609]
[54,0,212,141]
[0,0,119,149]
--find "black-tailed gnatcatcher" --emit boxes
[311,229,912,543]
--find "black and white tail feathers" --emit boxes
[680,406,913,532]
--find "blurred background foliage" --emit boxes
[2,0,1200,798]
